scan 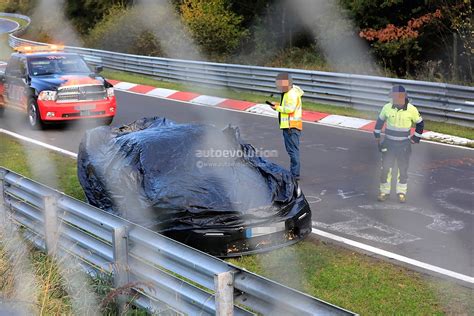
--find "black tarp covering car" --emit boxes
[77,117,312,257]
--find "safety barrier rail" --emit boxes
[0,167,356,315]
[7,30,474,127]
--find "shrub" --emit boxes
[180,0,249,58]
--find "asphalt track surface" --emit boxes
[0,90,473,277]
[0,18,19,34]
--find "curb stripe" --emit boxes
[319,115,373,129]
[303,111,330,122]
[246,104,278,117]
[168,91,201,102]
[146,88,179,98]
[108,79,473,147]
[108,79,121,85]
[113,82,137,90]
[360,121,377,131]
[218,99,256,111]
[191,95,227,107]
[129,84,157,94]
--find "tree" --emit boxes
[85,5,163,56]
[343,0,472,83]
[65,0,134,35]
[180,0,249,58]
[359,9,443,75]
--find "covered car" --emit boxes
[78,117,312,257]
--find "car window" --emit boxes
[27,55,91,76]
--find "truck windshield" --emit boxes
[27,55,91,76]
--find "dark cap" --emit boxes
[391,85,406,93]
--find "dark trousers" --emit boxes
[380,141,411,194]
[282,128,301,177]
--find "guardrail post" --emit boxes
[43,195,58,255]
[214,271,234,316]
[0,169,7,225]
[112,225,129,313]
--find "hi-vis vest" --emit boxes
[275,85,304,130]
[376,102,423,141]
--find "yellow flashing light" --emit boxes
[14,45,65,54]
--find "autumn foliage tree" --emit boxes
[6,0,472,83]
[349,0,473,82]
[359,10,443,76]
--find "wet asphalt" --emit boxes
[0,89,473,276]
[0,18,18,34]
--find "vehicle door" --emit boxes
[4,56,29,111]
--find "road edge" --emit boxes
[1,127,472,288]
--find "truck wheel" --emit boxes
[101,117,114,126]
[0,107,4,117]
[28,100,44,130]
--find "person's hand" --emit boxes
[410,135,421,144]
[265,101,276,108]
[376,139,387,152]
[378,142,383,152]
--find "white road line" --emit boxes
[2,89,473,278]
[0,128,78,158]
[312,228,474,285]
[1,125,472,284]
[117,89,474,151]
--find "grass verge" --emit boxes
[103,69,474,141]
[1,132,473,315]
[0,230,147,315]
[0,134,148,315]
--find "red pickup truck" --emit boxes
[0,45,116,129]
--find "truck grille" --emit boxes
[57,85,107,103]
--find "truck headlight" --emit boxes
[38,90,57,101]
[107,87,115,98]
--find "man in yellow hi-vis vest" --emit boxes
[374,85,424,203]
[268,72,304,180]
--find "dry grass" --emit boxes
[0,225,71,315]
[0,224,149,315]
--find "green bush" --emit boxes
[0,0,35,14]
[266,45,329,70]
[85,5,163,57]
[180,0,249,58]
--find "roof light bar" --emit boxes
[14,45,65,54]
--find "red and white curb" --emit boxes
[109,80,474,147]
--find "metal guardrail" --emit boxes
[0,167,356,316]
[6,30,474,127]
